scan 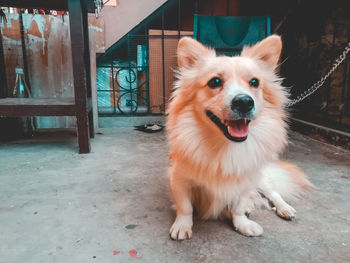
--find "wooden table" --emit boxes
[0,0,97,153]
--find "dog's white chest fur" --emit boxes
[200,172,260,218]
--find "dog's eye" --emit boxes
[249,78,259,88]
[208,77,222,88]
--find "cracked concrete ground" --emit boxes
[0,126,349,262]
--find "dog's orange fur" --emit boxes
[167,35,312,240]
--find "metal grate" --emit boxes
[96,0,230,116]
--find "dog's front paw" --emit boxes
[233,215,263,237]
[275,203,296,220]
[169,215,193,240]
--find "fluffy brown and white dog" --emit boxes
[166,35,312,240]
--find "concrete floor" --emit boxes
[0,126,349,263]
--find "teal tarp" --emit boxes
[194,15,271,55]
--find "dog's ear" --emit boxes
[177,37,215,68]
[241,35,282,68]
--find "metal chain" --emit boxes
[286,41,350,107]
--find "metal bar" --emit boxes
[129,34,194,38]
[343,36,350,114]
[145,75,150,114]
[98,89,116,92]
[326,19,337,115]
[127,33,133,115]
[339,34,350,124]
[342,59,350,122]
[341,35,350,103]
[305,34,312,108]
[341,55,349,103]
[19,9,32,93]
[226,0,230,16]
[0,25,8,98]
[145,22,150,113]
[210,0,214,15]
[316,22,324,107]
[111,62,116,114]
[195,0,198,14]
[177,0,181,38]
[161,8,166,113]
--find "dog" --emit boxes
[166,35,312,240]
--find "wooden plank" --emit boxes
[1,0,97,13]
[1,0,68,11]
[0,97,76,116]
[0,97,75,105]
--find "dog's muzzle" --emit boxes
[205,95,256,142]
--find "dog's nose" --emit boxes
[231,95,254,114]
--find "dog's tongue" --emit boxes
[227,119,249,138]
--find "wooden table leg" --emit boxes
[68,0,91,153]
